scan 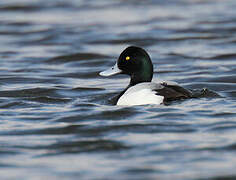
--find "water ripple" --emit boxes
[1,0,236,179]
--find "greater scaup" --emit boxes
[99,46,192,106]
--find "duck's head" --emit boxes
[99,46,153,86]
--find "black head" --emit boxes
[100,46,154,86]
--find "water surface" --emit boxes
[1,0,236,179]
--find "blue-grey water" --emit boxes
[1,0,236,179]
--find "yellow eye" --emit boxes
[125,56,130,61]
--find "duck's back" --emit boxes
[116,82,192,106]
[156,82,192,102]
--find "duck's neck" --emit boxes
[129,66,153,86]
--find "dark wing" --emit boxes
[155,83,192,102]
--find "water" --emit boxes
[1,0,236,179]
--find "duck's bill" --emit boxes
[99,63,122,76]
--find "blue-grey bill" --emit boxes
[99,63,122,76]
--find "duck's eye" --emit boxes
[125,56,130,61]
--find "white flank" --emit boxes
[117,82,164,106]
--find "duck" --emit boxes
[99,46,193,106]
